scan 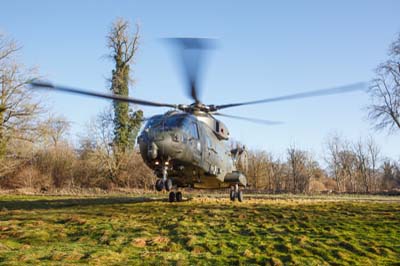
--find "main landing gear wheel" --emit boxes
[230,184,244,202]
[176,191,183,202]
[237,190,243,202]
[169,192,176,202]
[230,190,236,201]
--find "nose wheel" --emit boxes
[155,179,164,191]
[155,167,183,202]
[156,178,173,191]
[156,166,173,191]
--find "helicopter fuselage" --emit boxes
[137,111,247,189]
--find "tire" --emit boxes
[230,190,236,201]
[176,191,183,202]
[237,190,243,202]
[165,179,173,191]
[169,192,176,202]
[155,179,164,191]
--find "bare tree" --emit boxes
[325,134,345,191]
[79,106,154,188]
[367,33,400,132]
[270,159,286,193]
[381,159,400,190]
[0,33,42,158]
[38,115,71,148]
[87,107,120,182]
[351,137,381,193]
[0,34,18,62]
[338,150,358,192]
[286,145,315,193]
[325,134,359,192]
[353,140,370,193]
[326,134,382,193]
[246,150,272,189]
[366,137,380,192]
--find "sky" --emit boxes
[1,0,399,161]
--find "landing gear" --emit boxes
[168,191,183,203]
[155,168,184,202]
[155,178,172,191]
[230,184,244,202]
[230,190,236,201]
[155,166,173,192]
[165,179,173,191]
[168,191,182,202]
[237,190,243,202]
[169,192,176,202]
[176,191,183,202]
[155,179,164,191]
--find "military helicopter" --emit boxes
[31,38,366,202]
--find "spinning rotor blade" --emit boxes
[169,38,216,103]
[30,81,177,108]
[214,82,367,110]
[213,112,283,125]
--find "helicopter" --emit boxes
[31,38,366,202]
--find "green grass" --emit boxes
[0,194,399,265]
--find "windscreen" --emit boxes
[164,115,185,128]
[144,115,186,130]
[144,115,163,129]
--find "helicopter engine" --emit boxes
[196,115,230,140]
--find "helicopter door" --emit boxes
[188,122,201,163]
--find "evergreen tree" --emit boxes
[107,18,143,152]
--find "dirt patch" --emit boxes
[132,238,147,247]
[150,236,170,245]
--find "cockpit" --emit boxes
[144,114,199,139]
[144,114,184,129]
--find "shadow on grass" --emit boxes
[0,196,174,211]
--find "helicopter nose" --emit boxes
[138,130,184,163]
[148,142,158,160]
[153,133,184,159]
[152,135,173,155]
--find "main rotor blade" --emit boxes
[214,82,367,110]
[213,112,283,125]
[30,81,177,108]
[168,38,216,103]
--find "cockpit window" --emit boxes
[164,116,185,128]
[181,118,199,139]
[143,114,200,140]
[190,123,199,139]
[144,116,163,129]
[144,115,186,130]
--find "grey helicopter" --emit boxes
[31,38,366,202]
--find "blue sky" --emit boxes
[1,0,399,161]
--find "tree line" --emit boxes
[1,127,399,193]
[244,136,399,193]
[0,19,399,193]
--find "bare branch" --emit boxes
[0,34,44,157]
[367,32,400,132]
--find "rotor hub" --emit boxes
[178,102,214,113]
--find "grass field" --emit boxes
[0,194,399,265]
